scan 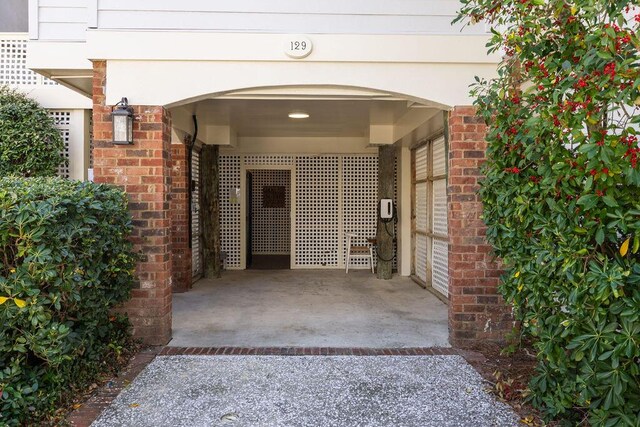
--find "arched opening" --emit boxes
[167,85,452,348]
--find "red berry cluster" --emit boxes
[622,135,639,168]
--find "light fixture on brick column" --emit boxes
[111,97,134,145]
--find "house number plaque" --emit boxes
[284,36,313,59]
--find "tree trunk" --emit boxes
[376,145,395,279]
[201,144,221,278]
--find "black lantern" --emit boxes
[111,97,134,145]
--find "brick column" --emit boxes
[171,140,192,292]
[447,106,512,347]
[92,61,172,345]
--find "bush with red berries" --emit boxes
[456,1,640,425]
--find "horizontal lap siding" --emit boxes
[37,0,87,41]
[96,0,484,35]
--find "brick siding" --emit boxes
[170,141,192,292]
[91,61,172,345]
[447,106,512,346]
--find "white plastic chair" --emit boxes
[345,233,374,274]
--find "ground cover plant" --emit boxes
[456,1,640,425]
[0,178,136,425]
[0,86,65,177]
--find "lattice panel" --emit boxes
[432,239,448,296]
[0,39,37,85]
[295,156,340,267]
[433,179,447,236]
[250,169,291,254]
[415,234,428,283]
[415,182,427,233]
[415,144,428,181]
[343,156,378,268]
[244,155,294,166]
[191,149,202,277]
[48,111,71,179]
[433,136,446,176]
[220,155,242,268]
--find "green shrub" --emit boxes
[0,85,66,177]
[0,177,136,425]
[456,1,640,425]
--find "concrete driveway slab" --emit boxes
[171,270,449,348]
[92,355,519,427]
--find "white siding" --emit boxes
[33,0,88,41]
[32,0,485,40]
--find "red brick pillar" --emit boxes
[171,140,192,292]
[447,106,511,347]
[92,61,172,345]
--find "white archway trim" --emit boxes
[105,60,498,108]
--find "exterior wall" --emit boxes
[171,140,192,292]
[28,0,88,41]
[92,61,173,345]
[30,0,484,42]
[218,153,391,271]
[447,106,511,346]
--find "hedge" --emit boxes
[0,178,136,425]
[0,86,65,177]
[456,1,640,425]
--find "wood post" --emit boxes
[376,145,395,279]
[201,144,221,278]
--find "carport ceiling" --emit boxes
[194,99,430,138]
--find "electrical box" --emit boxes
[380,199,393,219]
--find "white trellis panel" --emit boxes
[244,155,294,166]
[0,38,38,85]
[415,234,428,283]
[432,239,448,296]
[0,37,57,86]
[48,111,71,179]
[250,169,291,254]
[219,155,242,268]
[432,137,446,176]
[415,181,428,233]
[295,156,340,267]
[343,156,378,268]
[415,145,428,181]
[191,148,203,278]
[218,153,396,270]
[432,179,447,236]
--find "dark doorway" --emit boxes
[246,169,291,270]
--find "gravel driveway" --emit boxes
[92,355,519,427]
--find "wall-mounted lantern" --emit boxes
[111,97,134,145]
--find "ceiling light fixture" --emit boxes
[288,111,309,119]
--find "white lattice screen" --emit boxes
[343,156,378,268]
[250,169,291,255]
[245,155,294,166]
[0,38,57,86]
[431,137,448,296]
[220,155,242,268]
[295,156,340,267]
[191,149,203,278]
[48,111,71,179]
[412,135,449,297]
[219,154,397,269]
